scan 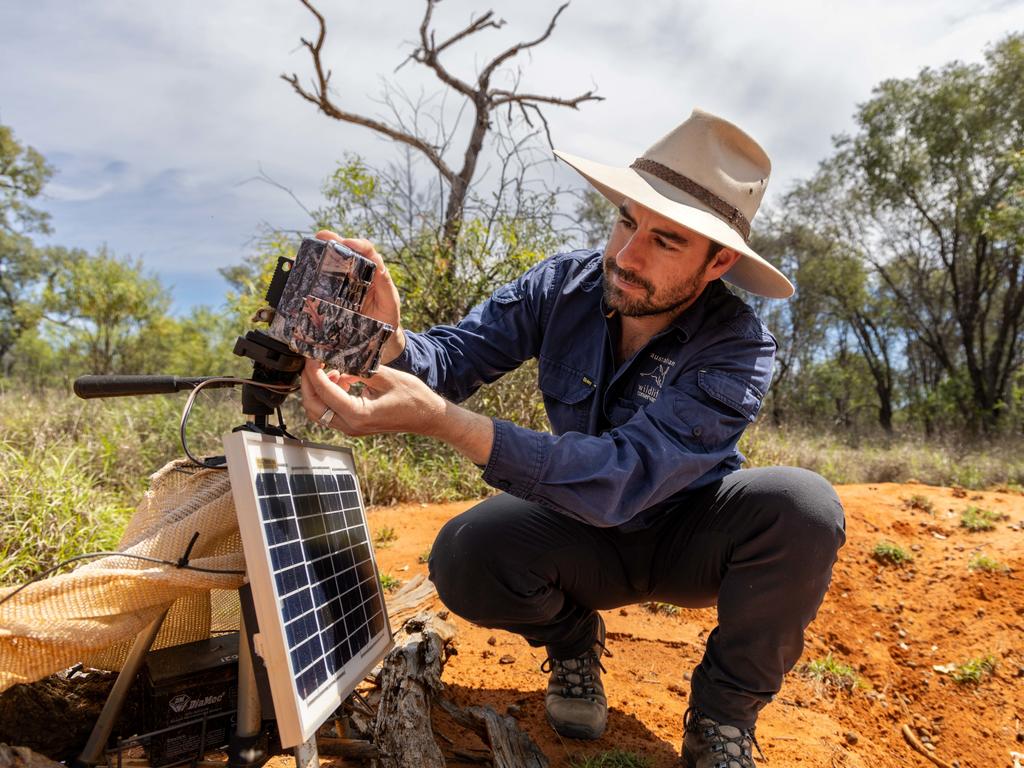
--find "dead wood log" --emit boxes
[316,737,379,760]
[371,611,456,768]
[436,697,549,768]
[384,573,439,628]
[0,744,65,768]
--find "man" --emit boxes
[300,108,846,767]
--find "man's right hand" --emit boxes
[314,230,407,364]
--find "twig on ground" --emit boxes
[901,724,954,768]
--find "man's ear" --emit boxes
[708,247,742,279]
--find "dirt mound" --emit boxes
[367,484,1024,767]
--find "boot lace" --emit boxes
[540,640,609,701]
[684,706,765,767]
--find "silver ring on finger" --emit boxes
[317,406,335,427]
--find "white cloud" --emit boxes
[1,0,1021,309]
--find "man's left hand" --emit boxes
[300,359,496,466]
[300,359,444,437]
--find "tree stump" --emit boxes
[371,611,456,768]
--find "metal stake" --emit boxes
[75,610,169,766]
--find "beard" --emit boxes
[602,255,709,318]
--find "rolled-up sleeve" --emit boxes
[482,331,776,527]
[388,258,556,403]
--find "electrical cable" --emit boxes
[178,376,298,469]
[0,549,246,610]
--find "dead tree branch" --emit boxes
[283,0,602,255]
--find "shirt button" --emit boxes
[693,426,703,437]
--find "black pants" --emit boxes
[428,466,846,729]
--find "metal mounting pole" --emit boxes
[294,735,319,768]
[229,604,265,768]
[75,609,169,766]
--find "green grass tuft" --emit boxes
[640,601,681,616]
[417,548,432,564]
[959,506,1004,532]
[569,750,652,768]
[379,572,401,592]
[871,540,913,566]
[967,553,1008,573]
[373,526,398,547]
[801,654,860,691]
[903,494,935,514]
[951,655,997,685]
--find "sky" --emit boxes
[1,0,1022,313]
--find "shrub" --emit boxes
[872,540,913,566]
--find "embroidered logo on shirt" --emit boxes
[636,353,676,402]
[639,363,671,389]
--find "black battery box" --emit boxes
[140,633,239,766]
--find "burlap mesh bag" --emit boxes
[0,459,246,693]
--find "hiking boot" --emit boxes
[540,614,609,739]
[681,707,763,768]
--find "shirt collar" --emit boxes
[670,280,721,343]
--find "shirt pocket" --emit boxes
[538,359,596,433]
[682,369,764,452]
[491,280,522,304]
[697,369,764,422]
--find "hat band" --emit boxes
[630,158,751,241]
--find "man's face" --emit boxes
[602,201,722,318]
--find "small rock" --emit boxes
[898,629,908,639]
[499,654,516,665]
[667,683,687,696]
[683,671,692,681]
[844,731,859,745]
[873,632,883,641]
[925,743,935,752]
[619,608,629,616]
[487,636,497,646]
[481,649,494,659]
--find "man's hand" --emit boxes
[300,360,495,466]
[313,230,406,364]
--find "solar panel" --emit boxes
[224,431,393,747]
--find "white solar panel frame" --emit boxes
[224,431,393,747]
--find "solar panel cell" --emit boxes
[252,466,391,704]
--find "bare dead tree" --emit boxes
[282,0,602,263]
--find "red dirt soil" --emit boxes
[361,483,1024,767]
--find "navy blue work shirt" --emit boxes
[389,249,777,531]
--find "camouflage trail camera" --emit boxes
[264,238,394,376]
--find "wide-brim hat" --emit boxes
[555,108,793,298]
